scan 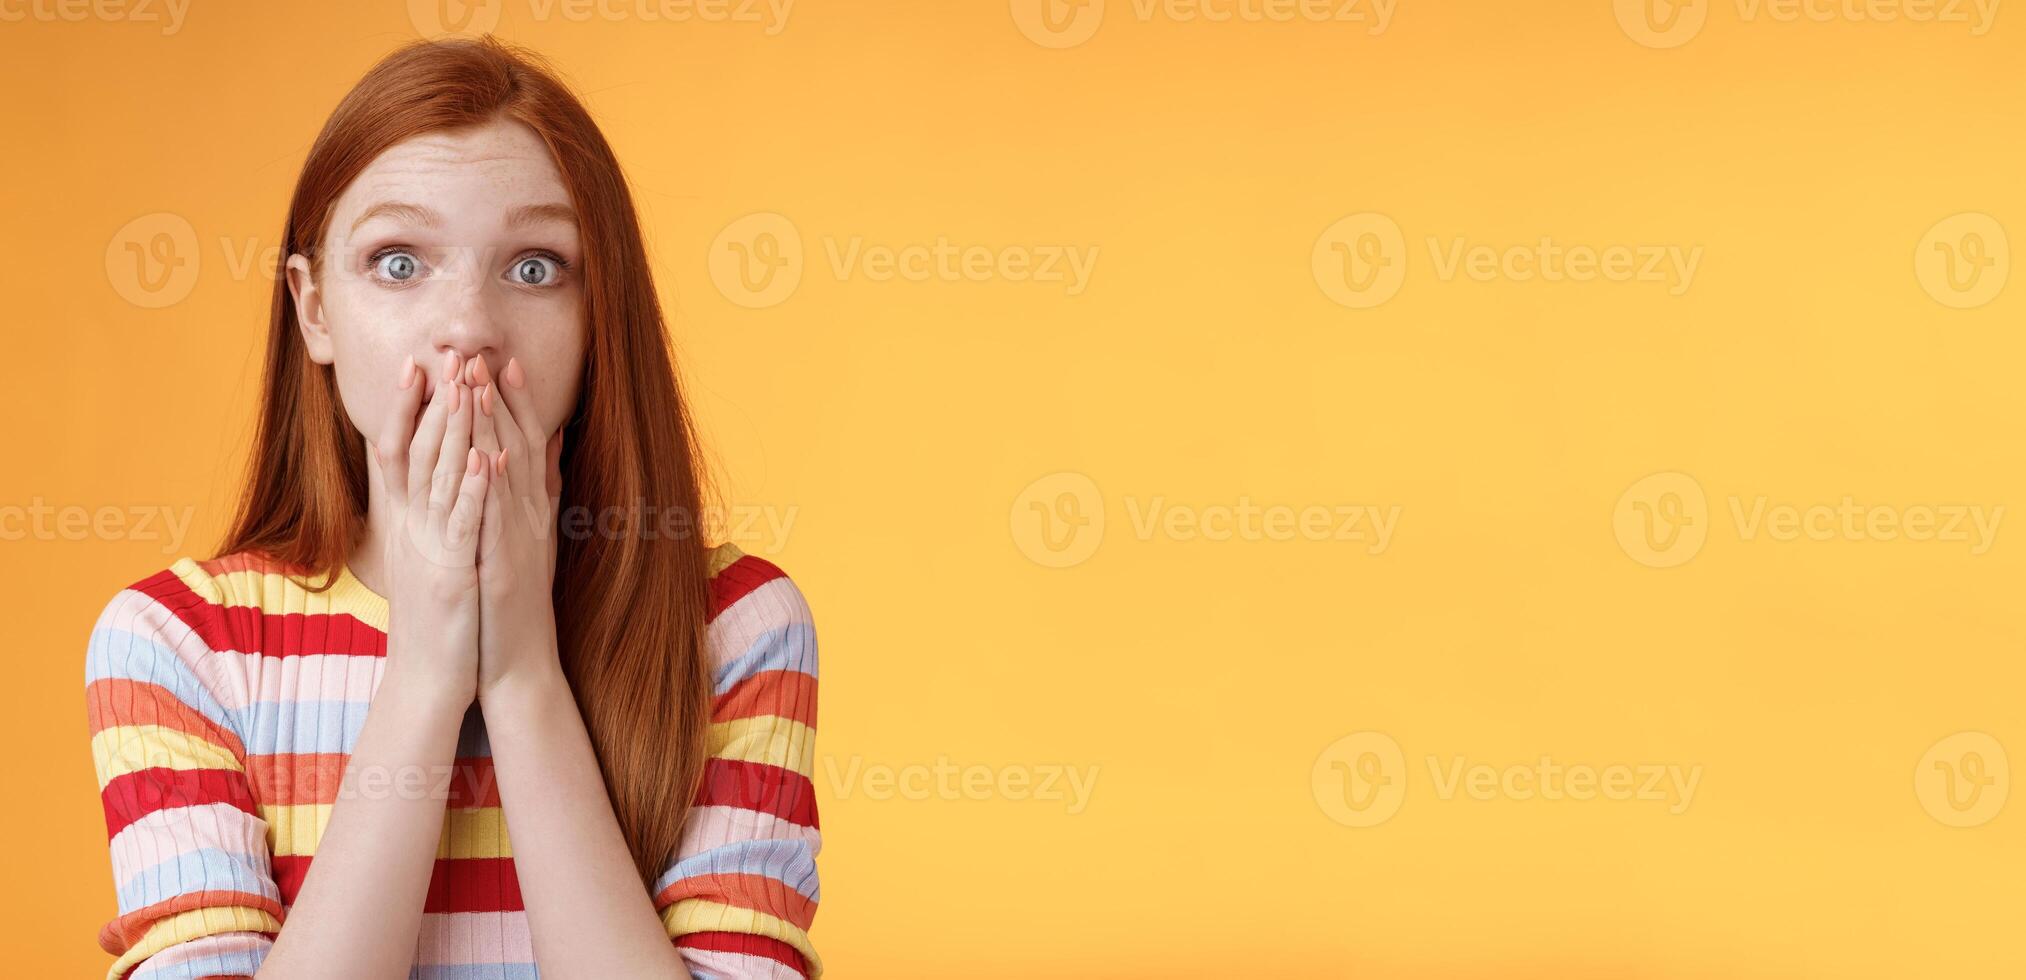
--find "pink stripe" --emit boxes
[413,910,535,964]
[130,932,273,976]
[707,578,814,670]
[233,651,385,703]
[111,803,271,877]
[680,805,823,855]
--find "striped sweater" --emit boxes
[85,544,821,980]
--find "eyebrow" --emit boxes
[348,201,579,235]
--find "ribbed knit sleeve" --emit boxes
[85,580,281,980]
[653,552,822,980]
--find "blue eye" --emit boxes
[512,255,561,286]
[375,250,421,282]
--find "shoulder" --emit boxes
[86,549,309,664]
[704,542,816,689]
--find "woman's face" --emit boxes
[288,117,587,457]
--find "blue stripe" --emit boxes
[132,944,271,979]
[233,699,371,756]
[714,622,817,696]
[87,623,241,743]
[652,838,820,903]
[407,964,541,980]
[117,847,278,913]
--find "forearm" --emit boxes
[482,655,693,979]
[257,670,468,980]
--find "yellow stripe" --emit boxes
[104,905,280,980]
[708,715,815,776]
[170,558,387,634]
[261,804,512,859]
[708,541,748,577]
[663,898,823,979]
[91,725,243,785]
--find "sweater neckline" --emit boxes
[327,562,391,632]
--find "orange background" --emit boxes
[4,1,2023,976]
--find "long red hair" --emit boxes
[217,34,716,889]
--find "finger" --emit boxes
[407,374,457,502]
[497,356,549,456]
[445,447,490,553]
[478,380,530,492]
[374,355,423,499]
[545,425,565,506]
[431,381,474,516]
[472,383,502,473]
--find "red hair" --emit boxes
[218,34,716,889]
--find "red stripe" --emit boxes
[676,931,809,975]
[715,669,818,729]
[708,554,785,621]
[272,855,525,913]
[696,758,820,828]
[102,767,260,839]
[132,567,386,659]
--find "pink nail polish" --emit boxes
[504,357,525,390]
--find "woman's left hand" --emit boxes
[467,354,567,700]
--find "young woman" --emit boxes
[83,36,820,980]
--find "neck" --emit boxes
[347,451,398,598]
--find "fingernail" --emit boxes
[504,357,525,390]
[480,385,493,417]
[466,447,481,475]
[495,449,508,475]
[400,355,416,390]
[473,357,492,385]
[441,350,458,382]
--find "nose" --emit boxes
[428,253,504,384]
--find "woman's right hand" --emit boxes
[370,349,492,707]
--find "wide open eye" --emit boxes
[373,249,422,283]
[509,254,562,286]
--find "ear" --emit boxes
[286,252,334,365]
